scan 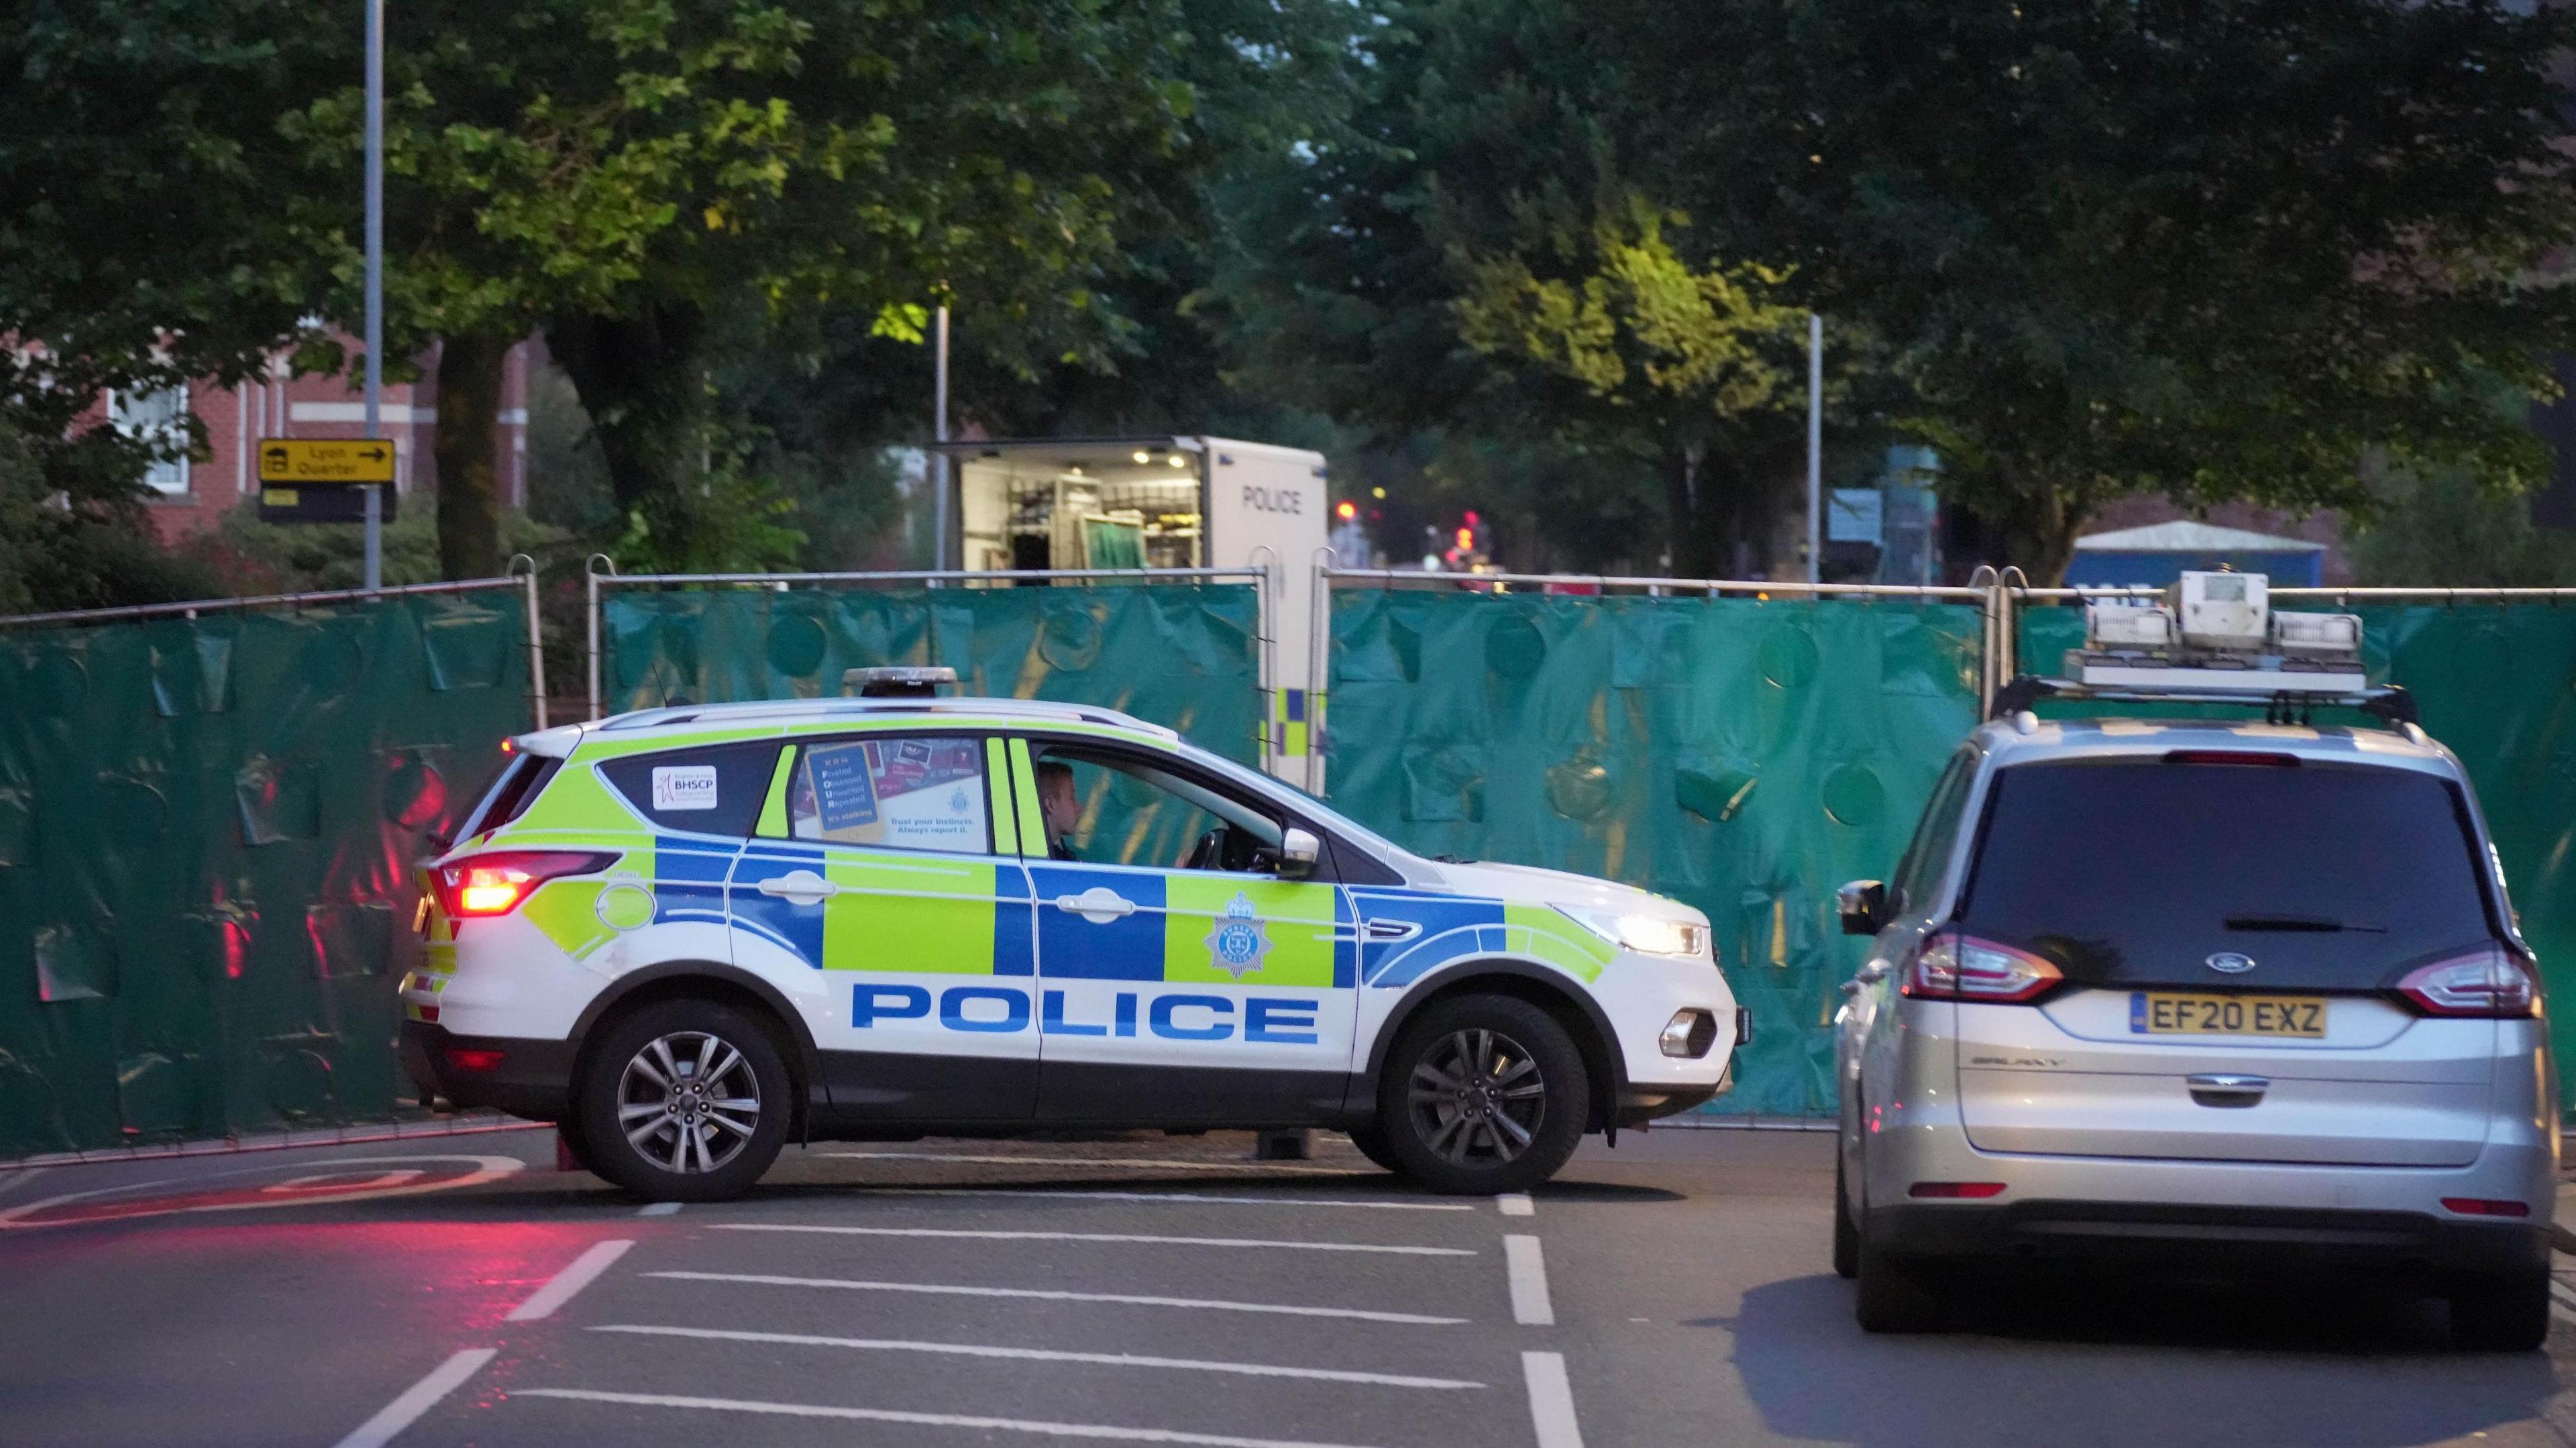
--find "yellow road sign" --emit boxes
[256,438,396,484]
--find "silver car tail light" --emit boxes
[2396,946,2537,1018]
[1902,932,2064,1003]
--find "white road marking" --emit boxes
[511,1388,1388,1447]
[647,1270,1468,1325]
[1497,1193,1534,1217]
[1521,1351,1585,1448]
[822,1150,1345,1176]
[712,1223,1473,1256]
[506,1239,634,1322]
[0,1166,49,1202]
[1505,1235,1554,1325]
[332,1347,497,1448]
[637,1201,682,1217]
[855,1187,1472,1212]
[589,1325,1485,1389]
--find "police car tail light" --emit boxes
[2396,946,2536,1019]
[1903,933,2062,1003]
[434,851,614,919]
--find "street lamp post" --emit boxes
[1805,312,1823,586]
[362,0,384,592]
[930,302,950,577]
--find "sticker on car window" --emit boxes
[792,738,986,849]
[651,764,720,812]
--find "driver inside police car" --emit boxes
[1034,759,1081,860]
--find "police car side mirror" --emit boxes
[1277,827,1320,879]
[1837,880,1886,936]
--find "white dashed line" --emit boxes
[820,1150,1346,1175]
[647,1270,1468,1325]
[711,1224,1474,1256]
[1521,1351,1586,1448]
[637,1202,682,1217]
[506,1239,634,1322]
[852,1187,1473,1212]
[1497,1193,1534,1217]
[511,1389,1387,1447]
[332,1348,497,1448]
[1505,1234,1554,1325]
[588,1325,1486,1389]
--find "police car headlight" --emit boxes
[1560,907,1711,960]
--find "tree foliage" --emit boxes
[1623,0,2576,578]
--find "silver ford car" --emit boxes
[1832,697,2555,1347]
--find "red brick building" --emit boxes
[99,337,535,543]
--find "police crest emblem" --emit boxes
[1202,893,1274,979]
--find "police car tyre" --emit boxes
[1854,1230,1943,1333]
[1343,1122,1403,1175]
[1377,994,1588,1194]
[576,999,792,1203]
[2448,1268,2550,1351]
[557,1113,604,1179]
[1831,1154,1860,1280]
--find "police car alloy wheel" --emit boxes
[576,1000,792,1202]
[1378,995,1588,1194]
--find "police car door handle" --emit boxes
[1362,919,1419,942]
[1055,886,1136,924]
[757,869,838,905]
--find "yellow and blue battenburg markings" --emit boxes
[1350,890,1615,987]
[729,839,1036,976]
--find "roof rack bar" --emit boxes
[1992,674,2418,727]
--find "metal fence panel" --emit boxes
[2019,600,2576,1102]
[0,586,536,1158]
[600,581,1267,765]
[1325,588,1986,1116]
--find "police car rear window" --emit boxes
[598,742,783,837]
[456,753,559,840]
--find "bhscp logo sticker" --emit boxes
[651,765,720,812]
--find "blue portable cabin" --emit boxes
[2063,520,2326,588]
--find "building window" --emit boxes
[108,383,192,496]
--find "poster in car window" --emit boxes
[793,738,986,849]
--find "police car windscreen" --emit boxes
[1956,759,2498,989]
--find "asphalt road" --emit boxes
[3,1126,2575,1447]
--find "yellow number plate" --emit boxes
[2131,992,2326,1038]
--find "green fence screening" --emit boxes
[1325,590,1986,1116]
[2019,602,2576,1104]
[0,589,534,1158]
[600,583,1265,765]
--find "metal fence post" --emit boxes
[584,554,615,722]
[508,554,545,730]
[1307,550,1334,795]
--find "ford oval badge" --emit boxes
[2206,952,2257,975]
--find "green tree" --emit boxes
[1637,0,2576,580]
[1215,0,1829,577]
[0,1,345,605]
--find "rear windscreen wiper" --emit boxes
[2223,913,2388,934]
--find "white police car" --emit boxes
[400,678,1739,1201]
